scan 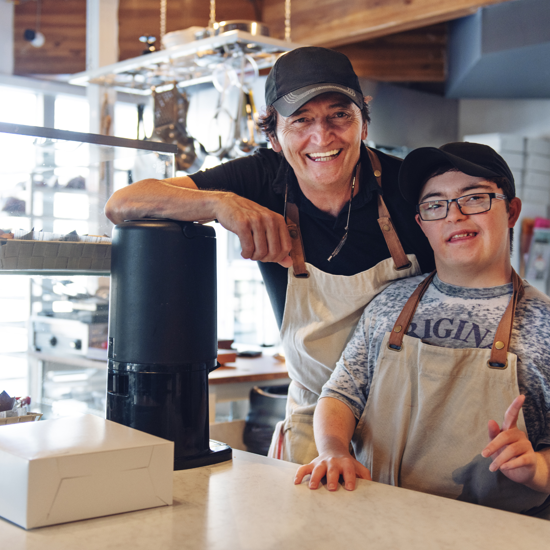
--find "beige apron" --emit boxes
[268,149,421,464]
[353,270,550,515]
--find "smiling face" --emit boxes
[416,170,521,287]
[269,92,367,196]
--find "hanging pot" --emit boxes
[150,85,207,173]
[215,20,270,37]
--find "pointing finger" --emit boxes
[502,394,525,432]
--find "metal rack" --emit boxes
[70,31,301,95]
[0,123,176,276]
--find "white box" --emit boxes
[500,151,525,171]
[526,138,550,157]
[511,168,524,188]
[518,187,550,205]
[464,133,525,153]
[526,154,550,173]
[0,415,173,529]
[524,171,550,190]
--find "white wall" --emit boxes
[459,99,550,140]
[361,80,459,149]
[185,76,460,151]
[187,78,550,155]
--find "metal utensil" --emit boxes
[215,20,270,37]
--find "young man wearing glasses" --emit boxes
[295,142,550,517]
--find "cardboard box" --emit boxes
[0,415,173,529]
[526,154,550,173]
[0,412,42,426]
[500,151,525,171]
[526,138,550,157]
[0,239,111,271]
[510,168,524,188]
[518,187,550,205]
[464,133,525,153]
[524,171,550,190]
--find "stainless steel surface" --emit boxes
[69,31,302,94]
[0,122,178,154]
[32,316,108,358]
[215,21,270,37]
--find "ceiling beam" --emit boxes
[336,23,446,82]
[263,0,514,47]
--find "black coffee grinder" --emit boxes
[106,219,232,469]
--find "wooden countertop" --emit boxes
[2,450,550,549]
[29,351,289,386]
[208,354,288,385]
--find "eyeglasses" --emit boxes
[417,192,508,221]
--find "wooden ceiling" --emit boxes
[12,0,512,84]
[14,0,86,75]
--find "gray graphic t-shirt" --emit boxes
[322,274,550,449]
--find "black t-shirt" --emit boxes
[190,144,435,327]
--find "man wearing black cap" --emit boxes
[105,47,434,465]
[295,142,550,517]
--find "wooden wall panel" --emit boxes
[10,0,460,83]
[336,24,447,82]
[118,0,258,61]
[13,0,258,75]
[14,0,86,76]
[263,0,511,46]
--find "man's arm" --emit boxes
[482,394,550,493]
[294,397,371,491]
[104,176,292,267]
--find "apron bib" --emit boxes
[268,149,420,464]
[353,271,549,514]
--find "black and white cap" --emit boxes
[265,47,365,117]
[399,142,516,204]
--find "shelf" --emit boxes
[0,269,109,276]
[69,30,302,94]
[0,123,178,153]
[0,215,101,222]
[28,351,107,368]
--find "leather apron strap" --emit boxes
[285,202,309,278]
[367,148,412,271]
[284,148,412,277]
[489,270,524,368]
[388,270,525,369]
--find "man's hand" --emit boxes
[481,395,540,486]
[214,194,293,268]
[294,451,372,491]
[104,176,293,268]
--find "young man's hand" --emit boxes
[295,397,371,491]
[294,451,371,491]
[481,395,549,490]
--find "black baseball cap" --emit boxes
[265,47,365,117]
[399,142,516,204]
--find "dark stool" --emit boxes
[243,384,288,455]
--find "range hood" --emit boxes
[447,0,550,98]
